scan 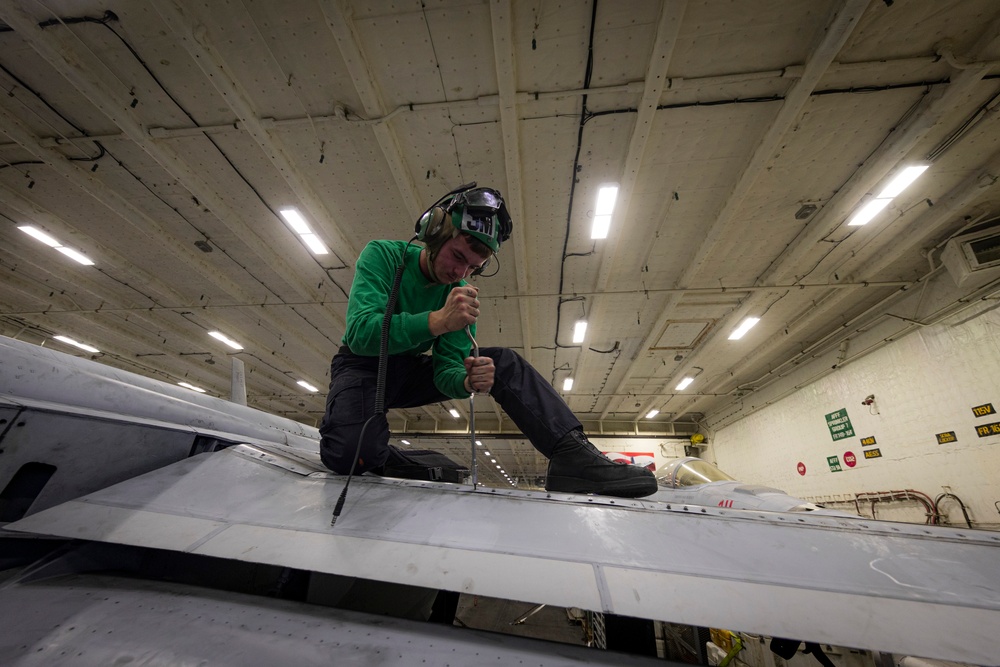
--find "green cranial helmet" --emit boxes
[447,187,513,254]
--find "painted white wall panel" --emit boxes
[712,302,1000,528]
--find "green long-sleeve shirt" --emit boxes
[342,240,474,399]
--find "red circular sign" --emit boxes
[796,462,806,476]
[844,451,857,468]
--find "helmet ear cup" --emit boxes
[415,207,447,242]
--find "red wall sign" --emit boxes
[843,451,857,468]
[796,461,806,476]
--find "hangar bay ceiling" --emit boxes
[1,1,999,486]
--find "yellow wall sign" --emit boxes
[936,431,957,444]
[860,436,877,447]
[975,421,1000,438]
[972,403,996,418]
[864,448,882,459]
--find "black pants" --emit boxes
[319,346,581,474]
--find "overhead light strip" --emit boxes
[53,335,100,354]
[280,207,330,255]
[847,165,928,227]
[18,225,95,265]
[728,317,761,340]
[591,184,618,240]
[296,380,319,393]
[208,331,244,350]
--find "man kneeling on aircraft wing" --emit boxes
[318,184,657,498]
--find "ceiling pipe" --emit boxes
[1,56,958,150]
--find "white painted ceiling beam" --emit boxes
[603,0,869,421]
[318,0,421,219]
[488,0,533,366]
[152,0,359,266]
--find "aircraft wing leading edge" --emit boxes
[6,442,1000,665]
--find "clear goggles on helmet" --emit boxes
[459,188,504,210]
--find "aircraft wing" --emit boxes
[7,441,1000,665]
[0,569,667,666]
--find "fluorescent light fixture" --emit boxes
[591,215,611,240]
[496,465,501,469]
[178,381,206,393]
[449,408,461,419]
[572,320,587,344]
[645,409,659,419]
[279,208,311,234]
[208,331,244,350]
[475,440,482,446]
[563,377,574,391]
[54,246,95,265]
[18,225,60,247]
[847,197,891,227]
[296,380,318,393]
[591,184,618,239]
[490,459,496,463]
[847,165,930,227]
[676,377,694,391]
[280,207,329,255]
[877,165,929,199]
[595,185,618,215]
[53,335,100,353]
[484,451,491,456]
[401,439,410,445]
[299,233,330,255]
[20,225,96,265]
[728,317,761,340]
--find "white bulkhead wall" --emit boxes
[711,301,1000,528]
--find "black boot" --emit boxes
[545,430,658,498]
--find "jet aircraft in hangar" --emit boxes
[648,456,859,516]
[1,335,998,665]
